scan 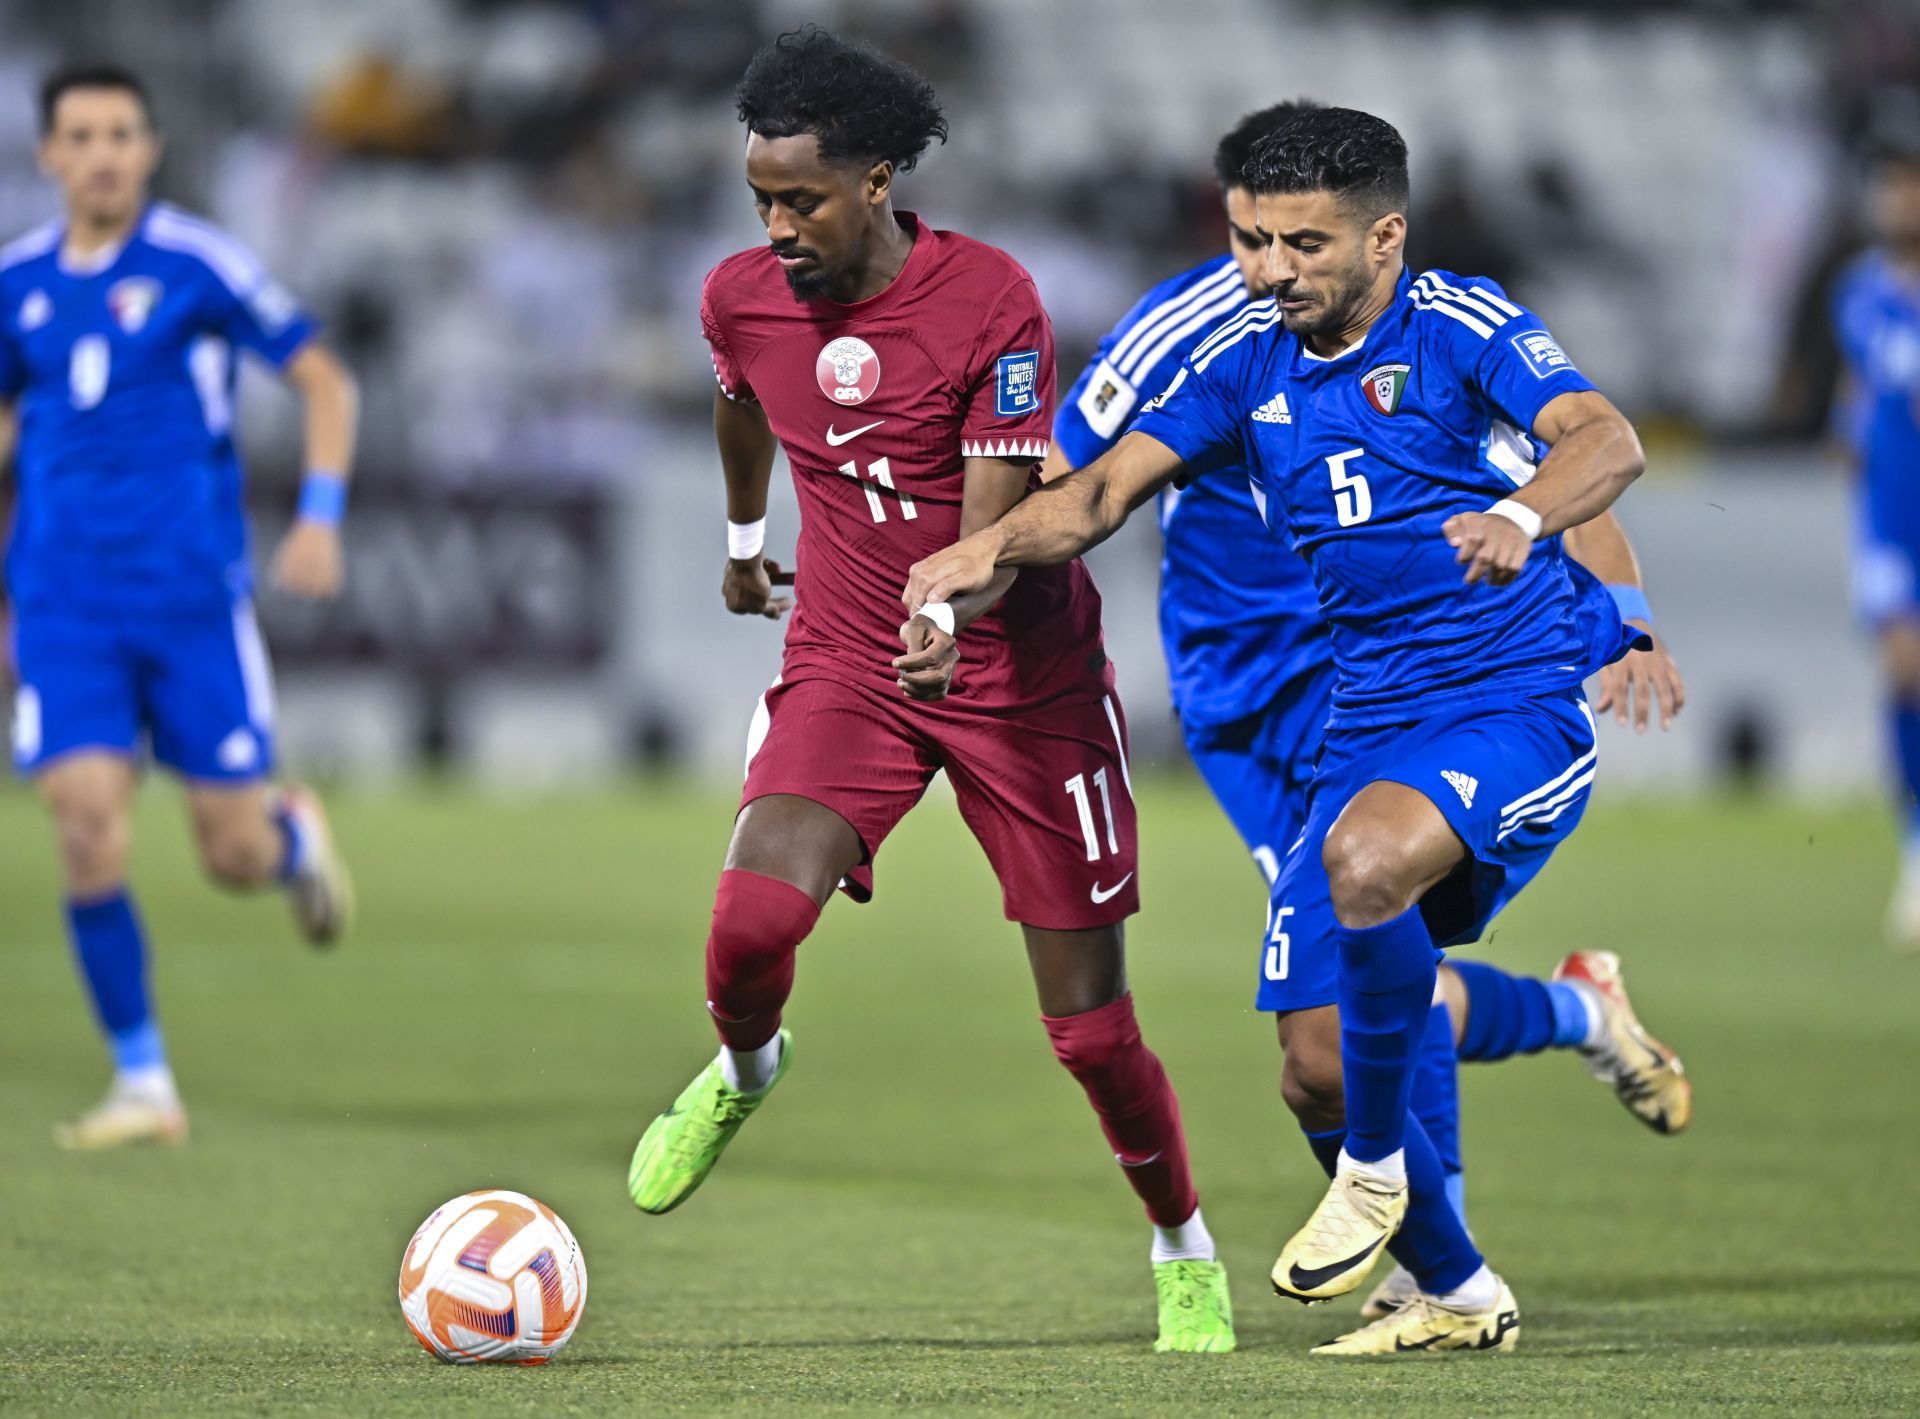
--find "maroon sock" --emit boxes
[703,869,820,1051]
[1042,994,1199,1228]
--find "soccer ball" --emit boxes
[398,1189,587,1364]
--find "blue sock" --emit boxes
[1452,959,1592,1059]
[1445,1171,1467,1230]
[1892,703,1920,837]
[1298,1114,1482,1294]
[66,890,165,1072]
[272,802,307,885]
[1335,906,1439,1162]
[1410,1000,1466,1229]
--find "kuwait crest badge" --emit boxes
[1361,362,1410,416]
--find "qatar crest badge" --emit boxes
[816,335,880,406]
[107,276,163,334]
[1361,362,1410,416]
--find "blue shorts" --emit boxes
[1181,669,1333,884]
[1257,689,1598,1013]
[10,601,278,782]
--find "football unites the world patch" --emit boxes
[995,349,1041,416]
[1361,362,1411,416]
[1511,330,1573,379]
[816,336,881,406]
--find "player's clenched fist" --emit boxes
[270,521,346,599]
[893,615,959,701]
[1442,511,1533,586]
[722,556,794,620]
[903,532,999,612]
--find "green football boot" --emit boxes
[1153,1259,1237,1353]
[627,1031,792,1214]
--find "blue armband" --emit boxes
[1607,583,1653,626]
[296,471,349,526]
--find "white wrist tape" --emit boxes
[914,601,956,637]
[1486,499,1543,541]
[727,518,766,561]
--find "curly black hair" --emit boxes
[1212,99,1321,190]
[39,62,154,135]
[1242,106,1409,222]
[736,26,948,173]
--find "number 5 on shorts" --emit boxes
[1264,905,1294,980]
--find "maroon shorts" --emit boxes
[740,674,1140,929]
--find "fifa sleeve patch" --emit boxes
[1073,358,1137,440]
[995,349,1041,416]
[1510,330,1575,379]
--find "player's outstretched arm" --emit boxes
[1442,390,1644,587]
[271,342,359,600]
[903,431,1185,610]
[713,389,792,621]
[1564,511,1686,732]
[893,456,1028,701]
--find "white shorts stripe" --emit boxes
[1101,694,1134,800]
[1498,702,1598,821]
[1496,768,1596,843]
[231,600,277,731]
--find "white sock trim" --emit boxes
[1337,1146,1407,1188]
[718,1035,781,1094]
[1569,980,1607,1049]
[1433,1263,1500,1312]
[116,1065,179,1105]
[1151,1206,1216,1263]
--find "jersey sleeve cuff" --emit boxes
[960,437,1049,459]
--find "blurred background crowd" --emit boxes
[0,0,1907,796]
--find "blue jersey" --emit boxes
[1133,267,1631,729]
[1054,253,1327,729]
[0,203,316,616]
[1833,252,1920,548]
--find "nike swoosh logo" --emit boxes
[1394,1332,1447,1352]
[1286,1238,1383,1293]
[825,419,886,446]
[1090,873,1134,904]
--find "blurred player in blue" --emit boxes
[2,67,358,1148]
[910,106,1676,1355]
[1045,103,1691,1324]
[1833,144,1920,949]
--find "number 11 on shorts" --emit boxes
[1064,769,1119,862]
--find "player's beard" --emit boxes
[1277,254,1373,343]
[783,266,834,300]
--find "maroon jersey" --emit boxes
[702,214,1113,714]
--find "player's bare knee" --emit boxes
[1279,1051,1346,1131]
[51,800,130,893]
[198,825,278,890]
[1322,822,1413,927]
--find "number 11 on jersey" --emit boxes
[841,457,917,524]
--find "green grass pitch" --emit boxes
[1,777,1916,1416]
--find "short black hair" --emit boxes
[1213,99,1321,190]
[736,25,947,173]
[39,63,154,135]
[1242,106,1409,223]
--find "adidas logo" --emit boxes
[1441,769,1478,808]
[1250,391,1291,424]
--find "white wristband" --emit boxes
[727,518,766,561]
[913,601,956,636]
[1486,499,1543,541]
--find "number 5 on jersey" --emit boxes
[1327,446,1371,527]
